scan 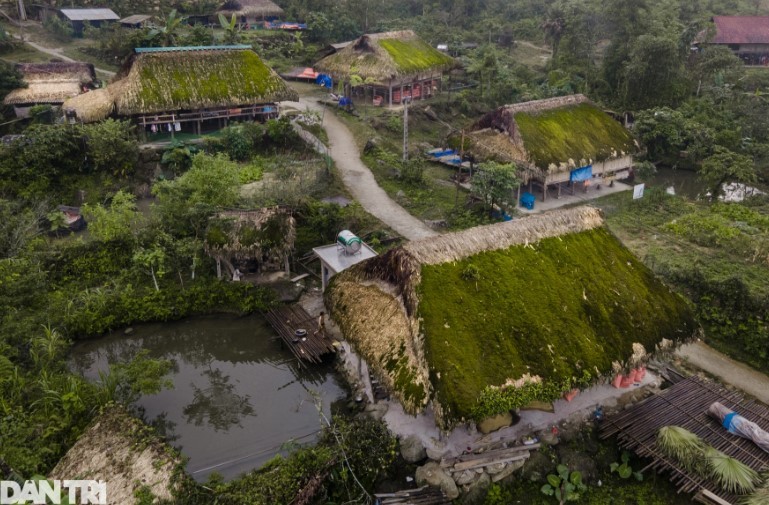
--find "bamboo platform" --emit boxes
[265,305,336,365]
[600,376,769,504]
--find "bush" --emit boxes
[43,15,74,41]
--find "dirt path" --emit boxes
[11,34,116,77]
[283,99,438,241]
[676,340,769,404]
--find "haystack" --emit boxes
[63,88,115,123]
[217,0,284,18]
[50,406,179,504]
[3,62,96,106]
[326,206,697,428]
[315,30,454,84]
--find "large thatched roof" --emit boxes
[204,208,296,261]
[325,206,697,428]
[63,46,297,121]
[50,406,179,504]
[4,62,96,106]
[218,0,284,17]
[469,94,638,175]
[315,30,455,83]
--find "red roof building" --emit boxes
[702,16,769,65]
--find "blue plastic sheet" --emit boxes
[316,74,333,88]
[570,165,593,182]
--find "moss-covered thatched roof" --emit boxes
[218,0,284,17]
[62,88,114,122]
[64,47,296,121]
[204,208,295,261]
[4,62,96,105]
[326,207,697,428]
[49,406,179,503]
[470,94,638,174]
[315,30,455,83]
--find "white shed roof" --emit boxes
[313,243,378,274]
[59,8,120,21]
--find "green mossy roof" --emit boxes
[116,49,298,115]
[378,38,454,75]
[417,227,696,421]
[515,103,637,169]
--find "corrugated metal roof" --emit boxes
[712,16,769,44]
[119,14,152,24]
[59,8,120,21]
[134,45,251,53]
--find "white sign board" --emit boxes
[633,183,645,200]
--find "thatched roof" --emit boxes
[469,94,638,175]
[315,30,455,83]
[204,208,296,261]
[218,0,284,17]
[50,406,179,504]
[62,88,115,122]
[325,206,698,428]
[63,47,296,121]
[4,62,96,105]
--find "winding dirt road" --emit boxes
[283,99,438,241]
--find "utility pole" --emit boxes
[402,96,410,162]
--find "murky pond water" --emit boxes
[69,315,347,481]
[644,167,708,200]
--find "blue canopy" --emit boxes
[570,165,593,182]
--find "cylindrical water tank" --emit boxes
[337,230,362,254]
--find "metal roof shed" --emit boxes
[59,8,119,21]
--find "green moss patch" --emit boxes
[417,227,695,422]
[378,38,454,75]
[514,103,637,169]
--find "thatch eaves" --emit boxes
[315,30,455,83]
[62,88,115,123]
[218,0,284,18]
[471,94,638,174]
[204,208,296,261]
[4,62,96,106]
[326,206,698,427]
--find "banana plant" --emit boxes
[219,13,241,45]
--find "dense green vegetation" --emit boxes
[418,227,696,422]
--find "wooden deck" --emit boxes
[265,305,336,365]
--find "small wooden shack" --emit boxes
[217,0,284,24]
[119,14,154,29]
[58,8,119,34]
[3,62,96,118]
[62,45,297,134]
[204,208,296,279]
[468,94,638,202]
[315,30,455,106]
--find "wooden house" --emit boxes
[204,208,296,279]
[697,16,769,65]
[3,62,97,118]
[216,0,284,25]
[314,30,455,106]
[325,206,697,429]
[58,8,119,34]
[62,45,298,134]
[468,94,638,202]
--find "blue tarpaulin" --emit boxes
[316,74,333,88]
[570,165,593,182]
[338,96,352,107]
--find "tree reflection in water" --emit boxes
[183,367,255,431]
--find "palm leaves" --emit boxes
[742,474,769,505]
[657,426,762,495]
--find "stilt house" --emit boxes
[3,62,96,118]
[468,95,638,202]
[217,0,284,25]
[315,30,455,106]
[62,45,297,134]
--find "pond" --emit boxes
[69,315,347,481]
[644,167,708,200]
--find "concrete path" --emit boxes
[676,340,769,405]
[11,34,116,77]
[519,181,632,214]
[283,99,438,241]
